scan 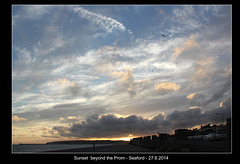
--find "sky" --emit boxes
[12,5,232,144]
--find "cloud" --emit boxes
[72,6,128,33]
[53,113,166,138]
[93,46,122,75]
[169,6,203,33]
[190,57,214,84]
[186,93,196,100]
[40,127,51,134]
[37,36,65,56]
[219,98,231,108]
[172,6,195,23]
[111,68,132,82]
[54,78,73,87]
[171,34,198,60]
[203,98,231,123]
[33,25,66,57]
[189,106,202,110]
[204,79,231,106]
[13,115,26,122]
[166,107,204,128]
[51,98,231,139]
[220,67,232,77]
[186,92,205,107]
[14,47,33,67]
[67,83,81,97]
[13,5,50,25]
[67,116,77,120]
[54,78,81,96]
[154,82,180,92]
[111,68,152,98]
[186,78,231,108]
[13,101,107,126]
[111,68,135,97]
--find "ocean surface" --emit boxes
[12,144,114,153]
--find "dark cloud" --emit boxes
[166,107,204,129]
[52,98,231,139]
[13,103,106,124]
[53,113,166,138]
[204,79,231,105]
[187,78,231,108]
[203,98,231,122]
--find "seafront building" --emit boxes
[130,117,231,152]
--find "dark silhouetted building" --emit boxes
[175,129,189,140]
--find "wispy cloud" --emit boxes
[72,6,129,33]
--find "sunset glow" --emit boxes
[12,5,231,144]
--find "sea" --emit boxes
[12,144,114,153]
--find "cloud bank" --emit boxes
[51,98,231,139]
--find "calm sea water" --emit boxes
[12,144,113,153]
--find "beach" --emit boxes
[46,142,157,152]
